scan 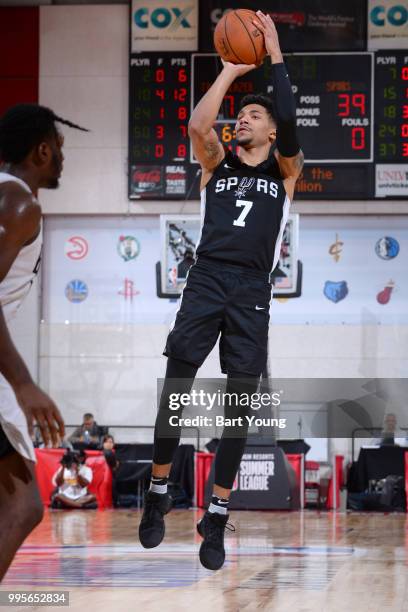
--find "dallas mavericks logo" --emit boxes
[375,236,399,260]
[235,177,255,198]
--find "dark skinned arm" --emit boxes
[55,467,65,487]
[0,184,65,446]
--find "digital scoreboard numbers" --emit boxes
[129,53,190,198]
[128,52,406,200]
[375,51,408,163]
[285,54,373,162]
[192,53,373,163]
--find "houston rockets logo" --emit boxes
[118,278,140,302]
[65,236,89,260]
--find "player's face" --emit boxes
[235,104,276,148]
[40,130,64,189]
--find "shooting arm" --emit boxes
[254,12,304,199]
[189,62,255,173]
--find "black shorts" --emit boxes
[164,257,272,376]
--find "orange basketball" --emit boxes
[214,9,266,66]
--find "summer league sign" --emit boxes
[368,0,408,49]
[131,0,198,52]
[199,0,366,52]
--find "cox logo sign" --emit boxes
[370,5,408,26]
[134,6,193,29]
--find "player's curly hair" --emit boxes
[239,94,276,123]
[0,103,89,164]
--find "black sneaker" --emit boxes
[138,490,172,549]
[197,511,235,570]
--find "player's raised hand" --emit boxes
[221,58,257,78]
[15,382,65,447]
[252,11,283,63]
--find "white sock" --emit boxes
[208,495,229,515]
[149,476,168,494]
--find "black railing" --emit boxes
[34,423,201,451]
[352,427,408,461]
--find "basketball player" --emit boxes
[139,12,303,570]
[0,104,88,581]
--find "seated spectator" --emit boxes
[102,435,119,472]
[51,450,97,509]
[371,413,407,446]
[69,413,100,449]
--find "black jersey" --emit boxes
[196,149,290,273]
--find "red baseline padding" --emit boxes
[327,455,344,509]
[195,452,215,508]
[285,453,302,487]
[405,452,408,510]
[195,451,303,508]
[34,448,113,509]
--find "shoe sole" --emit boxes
[198,541,225,571]
[196,518,225,570]
[139,500,173,549]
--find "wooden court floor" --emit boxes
[2,508,408,612]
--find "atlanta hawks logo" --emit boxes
[235,177,255,198]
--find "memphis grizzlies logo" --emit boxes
[324,281,348,303]
[375,236,399,260]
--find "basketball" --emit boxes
[214,9,267,65]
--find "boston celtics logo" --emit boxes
[117,235,140,262]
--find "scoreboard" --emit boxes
[128,51,408,200]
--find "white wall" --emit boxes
[8,277,40,381]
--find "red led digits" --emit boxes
[178,68,187,82]
[337,93,366,116]
[224,95,235,118]
[337,93,350,116]
[351,127,365,150]
[155,68,165,82]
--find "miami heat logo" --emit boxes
[235,177,255,198]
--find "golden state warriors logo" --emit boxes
[117,235,140,262]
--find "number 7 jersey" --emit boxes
[195,150,291,273]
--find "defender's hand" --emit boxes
[15,382,65,447]
[253,11,283,63]
[221,59,257,77]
